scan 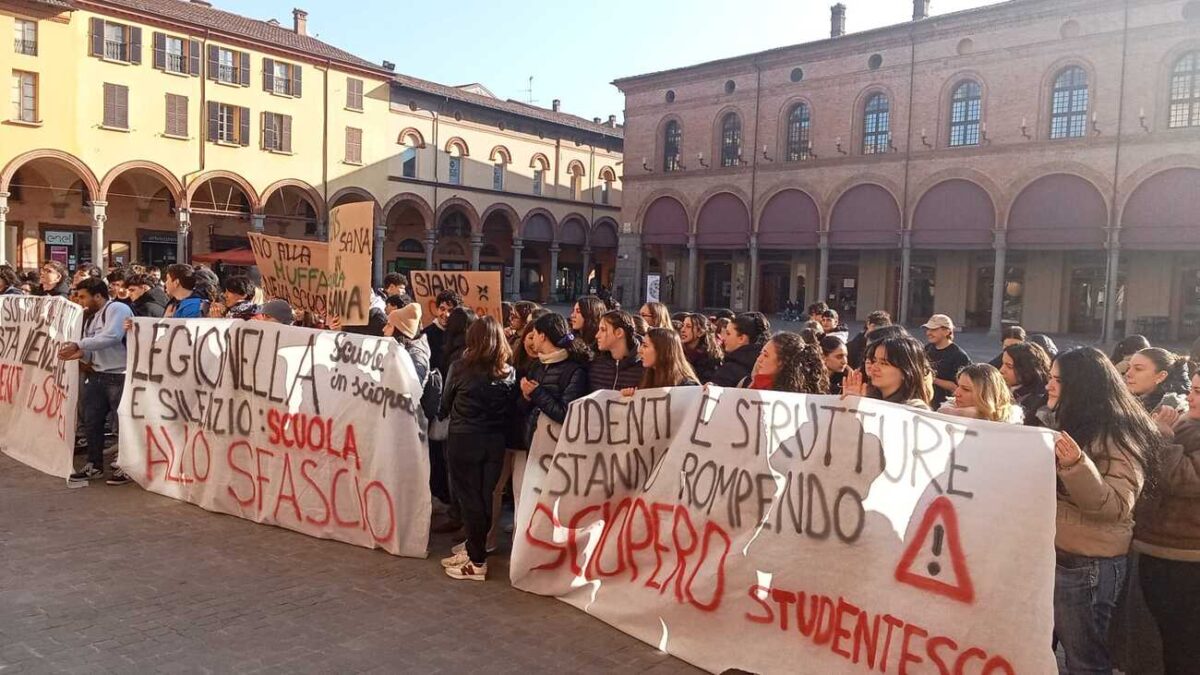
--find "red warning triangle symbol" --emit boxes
[894,496,975,604]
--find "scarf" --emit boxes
[539,348,568,365]
[225,299,260,320]
[750,373,774,390]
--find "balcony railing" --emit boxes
[166,53,185,73]
[218,64,236,82]
[103,39,127,61]
[14,38,36,56]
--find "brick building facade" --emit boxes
[615,0,1200,341]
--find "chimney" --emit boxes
[552,99,561,112]
[913,0,929,20]
[608,114,617,128]
[292,8,308,36]
[266,18,279,26]
[593,117,602,124]
[190,0,212,6]
[831,3,846,38]
[382,60,395,71]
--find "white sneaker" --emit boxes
[441,550,469,568]
[445,561,487,581]
[451,541,467,555]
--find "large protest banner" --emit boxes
[409,270,502,327]
[248,232,330,317]
[0,296,83,478]
[117,318,430,556]
[511,388,1058,674]
[326,201,374,326]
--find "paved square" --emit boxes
[0,455,697,673]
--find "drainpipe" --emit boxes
[178,29,212,263]
[588,141,595,298]
[322,59,330,240]
[898,29,917,325]
[1101,0,1131,344]
[748,60,762,312]
[427,105,440,271]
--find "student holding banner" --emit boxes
[58,278,134,485]
[620,327,698,396]
[1041,348,1163,673]
[710,312,770,388]
[438,316,517,581]
[842,334,934,409]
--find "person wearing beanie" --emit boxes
[256,299,294,325]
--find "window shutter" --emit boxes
[179,96,189,136]
[206,45,218,80]
[103,83,115,127]
[117,85,128,128]
[238,106,250,146]
[281,115,292,153]
[165,94,173,135]
[153,32,166,70]
[292,65,302,97]
[207,101,219,141]
[129,27,142,64]
[89,18,104,57]
[238,52,250,86]
[188,40,200,76]
[262,58,274,92]
[260,111,269,149]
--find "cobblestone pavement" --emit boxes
[0,455,698,674]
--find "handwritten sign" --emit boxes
[510,388,1058,674]
[327,202,374,326]
[248,232,331,316]
[409,270,502,327]
[117,318,431,557]
[0,296,82,478]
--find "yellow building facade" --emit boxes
[0,0,623,301]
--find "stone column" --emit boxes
[510,238,524,301]
[424,229,436,270]
[581,246,592,294]
[176,208,191,264]
[469,234,483,271]
[1102,228,1122,343]
[747,233,759,312]
[251,213,265,232]
[548,244,560,302]
[614,230,643,308]
[687,234,699,310]
[90,201,108,267]
[373,222,386,288]
[989,230,1007,335]
[817,231,830,304]
[898,230,912,325]
[0,191,9,266]
[315,219,328,241]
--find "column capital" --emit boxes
[549,244,561,253]
[512,238,524,250]
[88,200,109,209]
[582,245,592,254]
[0,190,10,202]
[1105,225,1121,250]
[818,231,830,248]
[748,233,758,249]
[992,229,1006,250]
[899,229,912,248]
[686,233,697,249]
[470,233,483,244]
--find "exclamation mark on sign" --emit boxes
[926,525,945,576]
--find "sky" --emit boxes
[227,0,1001,122]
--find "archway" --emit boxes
[911,179,997,327]
[758,189,820,313]
[262,183,321,241]
[520,211,554,301]
[187,173,257,257]
[102,164,184,268]
[481,208,515,292]
[696,192,750,309]
[2,152,101,269]
[591,218,619,298]
[557,215,588,300]
[828,184,902,318]
[641,196,689,306]
[383,196,429,277]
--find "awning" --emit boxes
[191,248,257,266]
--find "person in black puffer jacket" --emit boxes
[588,310,643,392]
[999,341,1051,427]
[438,316,518,581]
[710,312,770,388]
[126,274,169,317]
[520,312,591,449]
[35,261,71,298]
[681,313,723,383]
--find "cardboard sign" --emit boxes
[248,232,330,317]
[327,201,375,326]
[409,270,502,327]
[0,296,82,478]
[510,388,1058,674]
[117,318,431,557]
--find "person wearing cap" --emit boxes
[256,299,295,325]
[923,313,971,409]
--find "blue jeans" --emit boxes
[83,372,124,470]
[1054,552,1128,674]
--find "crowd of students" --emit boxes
[10,258,1198,671]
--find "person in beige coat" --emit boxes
[1040,347,1163,674]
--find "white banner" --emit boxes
[511,388,1058,674]
[0,295,82,478]
[118,318,431,557]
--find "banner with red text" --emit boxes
[0,295,82,478]
[118,318,430,556]
[511,388,1058,674]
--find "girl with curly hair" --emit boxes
[748,332,829,394]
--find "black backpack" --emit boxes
[420,368,443,421]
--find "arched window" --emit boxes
[1169,52,1200,128]
[662,120,682,172]
[400,134,419,179]
[720,113,742,167]
[785,103,812,161]
[1049,66,1088,139]
[949,81,982,146]
[530,154,549,196]
[862,93,890,155]
[568,162,585,200]
[397,238,424,254]
[599,167,616,205]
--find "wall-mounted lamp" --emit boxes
[641,157,654,173]
[1138,107,1150,133]
[697,152,710,169]
[761,145,773,162]
[674,154,687,170]
[1091,112,1101,135]
[980,121,990,145]
[835,137,847,155]
[1019,117,1031,140]
[920,128,932,149]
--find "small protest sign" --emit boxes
[409,270,502,327]
[247,232,331,316]
[327,201,374,326]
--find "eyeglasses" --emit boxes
[639,312,653,319]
